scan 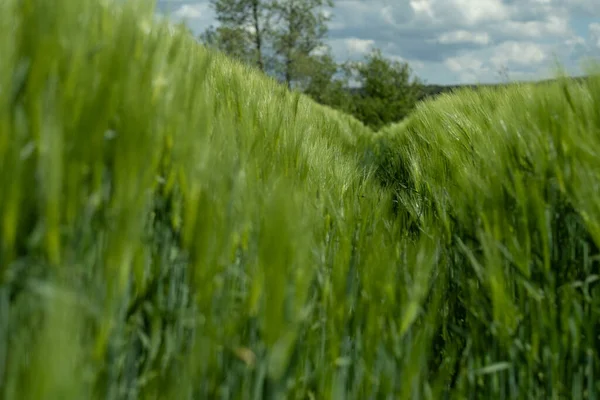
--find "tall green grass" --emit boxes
[1,0,599,399]
[372,74,600,398]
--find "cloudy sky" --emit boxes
[156,0,600,85]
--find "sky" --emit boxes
[156,0,600,85]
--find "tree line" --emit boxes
[200,0,423,131]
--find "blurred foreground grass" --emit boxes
[1,0,600,399]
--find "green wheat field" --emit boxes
[1,0,600,399]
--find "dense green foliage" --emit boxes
[344,49,423,131]
[1,0,600,399]
[301,52,354,111]
[301,50,424,131]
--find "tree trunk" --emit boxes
[285,54,293,89]
[284,1,295,89]
[251,0,264,71]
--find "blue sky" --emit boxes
[156,0,600,85]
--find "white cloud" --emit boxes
[410,0,508,25]
[345,38,375,54]
[444,53,491,83]
[562,0,600,16]
[565,36,586,47]
[437,30,490,45]
[173,4,206,20]
[412,60,426,69]
[410,0,434,20]
[389,54,405,63]
[453,0,508,25]
[380,6,395,25]
[490,41,547,67]
[444,40,551,84]
[498,15,570,39]
[445,53,485,73]
[590,23,600,49]
[379,53,425,70]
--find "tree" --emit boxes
[201,0,335,89]
[346,49,423,130]
[201,0,273,72]
[269,0,333,89]
[200,25,256,65]
[302,51,353,111]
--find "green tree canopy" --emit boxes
[201,0,273,71]
[301,50,353,111]
[269,0,333,88]
[347,49,423,130]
